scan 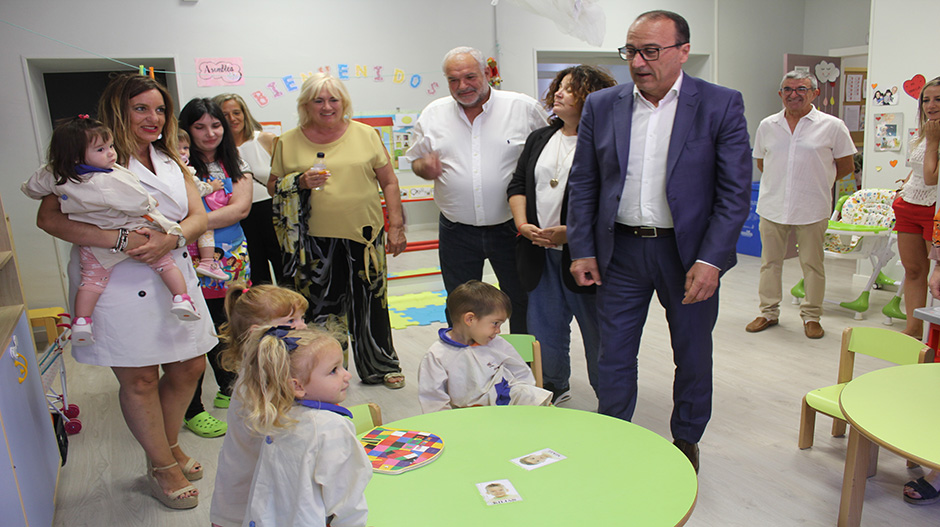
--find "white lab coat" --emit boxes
[210,390,262,527]
[242,405,371,527]
[418,332,552,413]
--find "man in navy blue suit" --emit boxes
[567,10,752,473]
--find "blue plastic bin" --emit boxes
[736,182,761,257]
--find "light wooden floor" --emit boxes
[49,249,939,526]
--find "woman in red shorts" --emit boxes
[894,76,940,340]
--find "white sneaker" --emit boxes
[195,260,229,281]
[171,294,201,321]
[71,317,95,346]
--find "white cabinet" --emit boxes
[0,193,59,526]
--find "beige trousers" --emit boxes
[757,217,829,322]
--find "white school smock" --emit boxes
[242,404,371,527]
[418,330,552,413]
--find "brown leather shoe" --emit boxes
[674,439,699,473]
[804,321,825,339]
[745,316,778,333]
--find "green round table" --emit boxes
[837,362,940,526]
[363,405,697,526]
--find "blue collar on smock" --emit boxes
[75,164,113,175]
[438,327,471,347]
[296,399,352,418]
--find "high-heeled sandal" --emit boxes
[169,442,203,481]
[147,461,198,510]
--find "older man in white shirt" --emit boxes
[404,46,547,332]
[747,70,857,339]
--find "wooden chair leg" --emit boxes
[831,417,847,437]
[867,444,879,478]
[367,402,383,427]
[798,397,816,449]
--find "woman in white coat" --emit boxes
[37,73,216,509]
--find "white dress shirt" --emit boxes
[616,72,684,227]
[753,105,857,224]
[404,89,548,226]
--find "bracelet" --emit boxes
[110,228,129,254]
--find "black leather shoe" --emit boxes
[674,439,699,473]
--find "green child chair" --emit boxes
[501,334,543,388]
[349,402,384,435]
[799,326,932,451]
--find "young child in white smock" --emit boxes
[22,115,200,345]
[236,324,371,527]
[209,283,308,527]
[418,280,552,412]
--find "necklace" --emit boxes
[551,131,577,188]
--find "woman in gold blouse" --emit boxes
[269,73,406,388]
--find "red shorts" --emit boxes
[893,196,934,241]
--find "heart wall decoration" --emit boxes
[904,74,926,98]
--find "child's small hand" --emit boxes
[209,179,224,192]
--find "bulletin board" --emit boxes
[842,68,866,147]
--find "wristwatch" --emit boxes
[176,234,187,249]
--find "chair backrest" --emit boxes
[837,327,934,384]
[501,334,543,388]
[348,402,383,435]
[837,188,897,228]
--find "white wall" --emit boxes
[0,0,881,309]
[715,0,807,165]
[803,0,871,55]
[862,0,940,189]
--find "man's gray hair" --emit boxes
[442,46,487,73]
[780,70,818,91]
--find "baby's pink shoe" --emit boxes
[195,260,229,281]
[171,294,201,321]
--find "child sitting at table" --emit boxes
[239,325,371,527]
[418,280,552,412]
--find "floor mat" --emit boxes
[387,290,447,329]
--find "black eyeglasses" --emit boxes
[781,86,812,94]
[618,43,686,62]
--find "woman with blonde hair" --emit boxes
[893,76,940,340]
[269,73,406,389]
[213,93,283,285]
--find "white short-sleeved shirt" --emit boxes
[403,89,548,226]
[753,106,857,224]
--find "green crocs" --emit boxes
[184,411,227,438]
[214,391,231,409]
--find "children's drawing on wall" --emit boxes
[845,73,864,103]
[393,114,417,171]
[871,85,899,106]
[873,113,903,152]
[814,60,840,113]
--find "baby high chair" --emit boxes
[790,188,905,322]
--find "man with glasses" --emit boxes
[746,70,856,339]
[567,10,751,473]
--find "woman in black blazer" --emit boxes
[507,65,616,404]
